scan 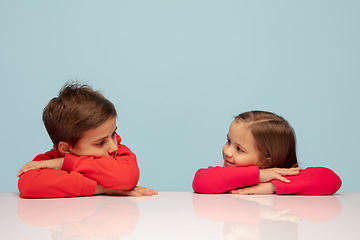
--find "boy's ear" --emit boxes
[58,141,72,156]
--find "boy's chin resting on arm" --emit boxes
[94,185,158,197]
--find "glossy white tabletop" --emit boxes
[1,192,359,240]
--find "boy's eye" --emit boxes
[226,137,230,143]
[96,140,105,146]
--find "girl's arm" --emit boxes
[192,166,301,194]
[231,167,342,195]
[192,166,260,193]
[271,167,342,195]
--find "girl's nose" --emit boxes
[223,145,233,158]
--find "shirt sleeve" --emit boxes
[192,166,260,194]
[18,147,97,198]
[62,134,139,191]
[272,167,342,195]
[18,168,97,198]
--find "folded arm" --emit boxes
[18,168,98,198]
[62,144,139,190]
[192,166,260,194]
[272,167,342,195]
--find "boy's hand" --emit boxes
[16,158,64,177]
[259,167,301,183]
[230,182,276,195]
[113,186,158,197]
[95,185,158,197]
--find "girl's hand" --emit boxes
[259,167,301,183]
[16,158,64,177]
[230,182,276,195]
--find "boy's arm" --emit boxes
[18,168,98,198]
[62,143,140,191]
[192,166,260,194]
[271,167,342,195]
[17,148,97,198]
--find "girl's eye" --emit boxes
[237,147,244,152]
[112,132,116,138]
[226,137,230,143]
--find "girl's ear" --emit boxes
[260,157,272,169]
[58,141,72,156]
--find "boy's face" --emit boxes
[222,120,262,168]
[71,117,118,158]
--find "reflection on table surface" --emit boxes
[16,195,157,240]
[1,192,359,240]
[192,194,342,240]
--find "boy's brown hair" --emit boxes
[43,82,117,148]
[235,110,298,168]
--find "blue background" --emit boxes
[1,1,359,193]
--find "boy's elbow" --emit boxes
[18,173,38,198]
[112,168,140,190]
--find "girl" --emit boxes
[192,110,341,195]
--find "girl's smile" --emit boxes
[222,120,263,168]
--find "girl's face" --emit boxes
[222,120,263,168]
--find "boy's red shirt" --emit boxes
[192,166,342,195]
[18,133,140,198]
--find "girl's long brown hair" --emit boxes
[235,111,298,168]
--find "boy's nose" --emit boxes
[108,141,118,156]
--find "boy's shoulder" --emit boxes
[33,146,63,161]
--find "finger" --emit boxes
[276,169,300,176]
[142,191,154,196]
[144,189,158,195]
[17,167,26,177]
[118,190,142,197]
[276,175,290,183]
[231,189,253,195]
[129,191,142,197]
[238,190,254,195]
[17,165,35,177]
[230,189,240,194]
[139,189,157,196]
[134,186,158,196]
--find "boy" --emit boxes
[17,82,157,198]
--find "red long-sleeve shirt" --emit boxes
[192,166,341,195]
[18,134,139,198]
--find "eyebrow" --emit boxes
[93,127,117,143]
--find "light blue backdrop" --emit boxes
[1,1,359,193]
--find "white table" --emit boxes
[1,192,359,240]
